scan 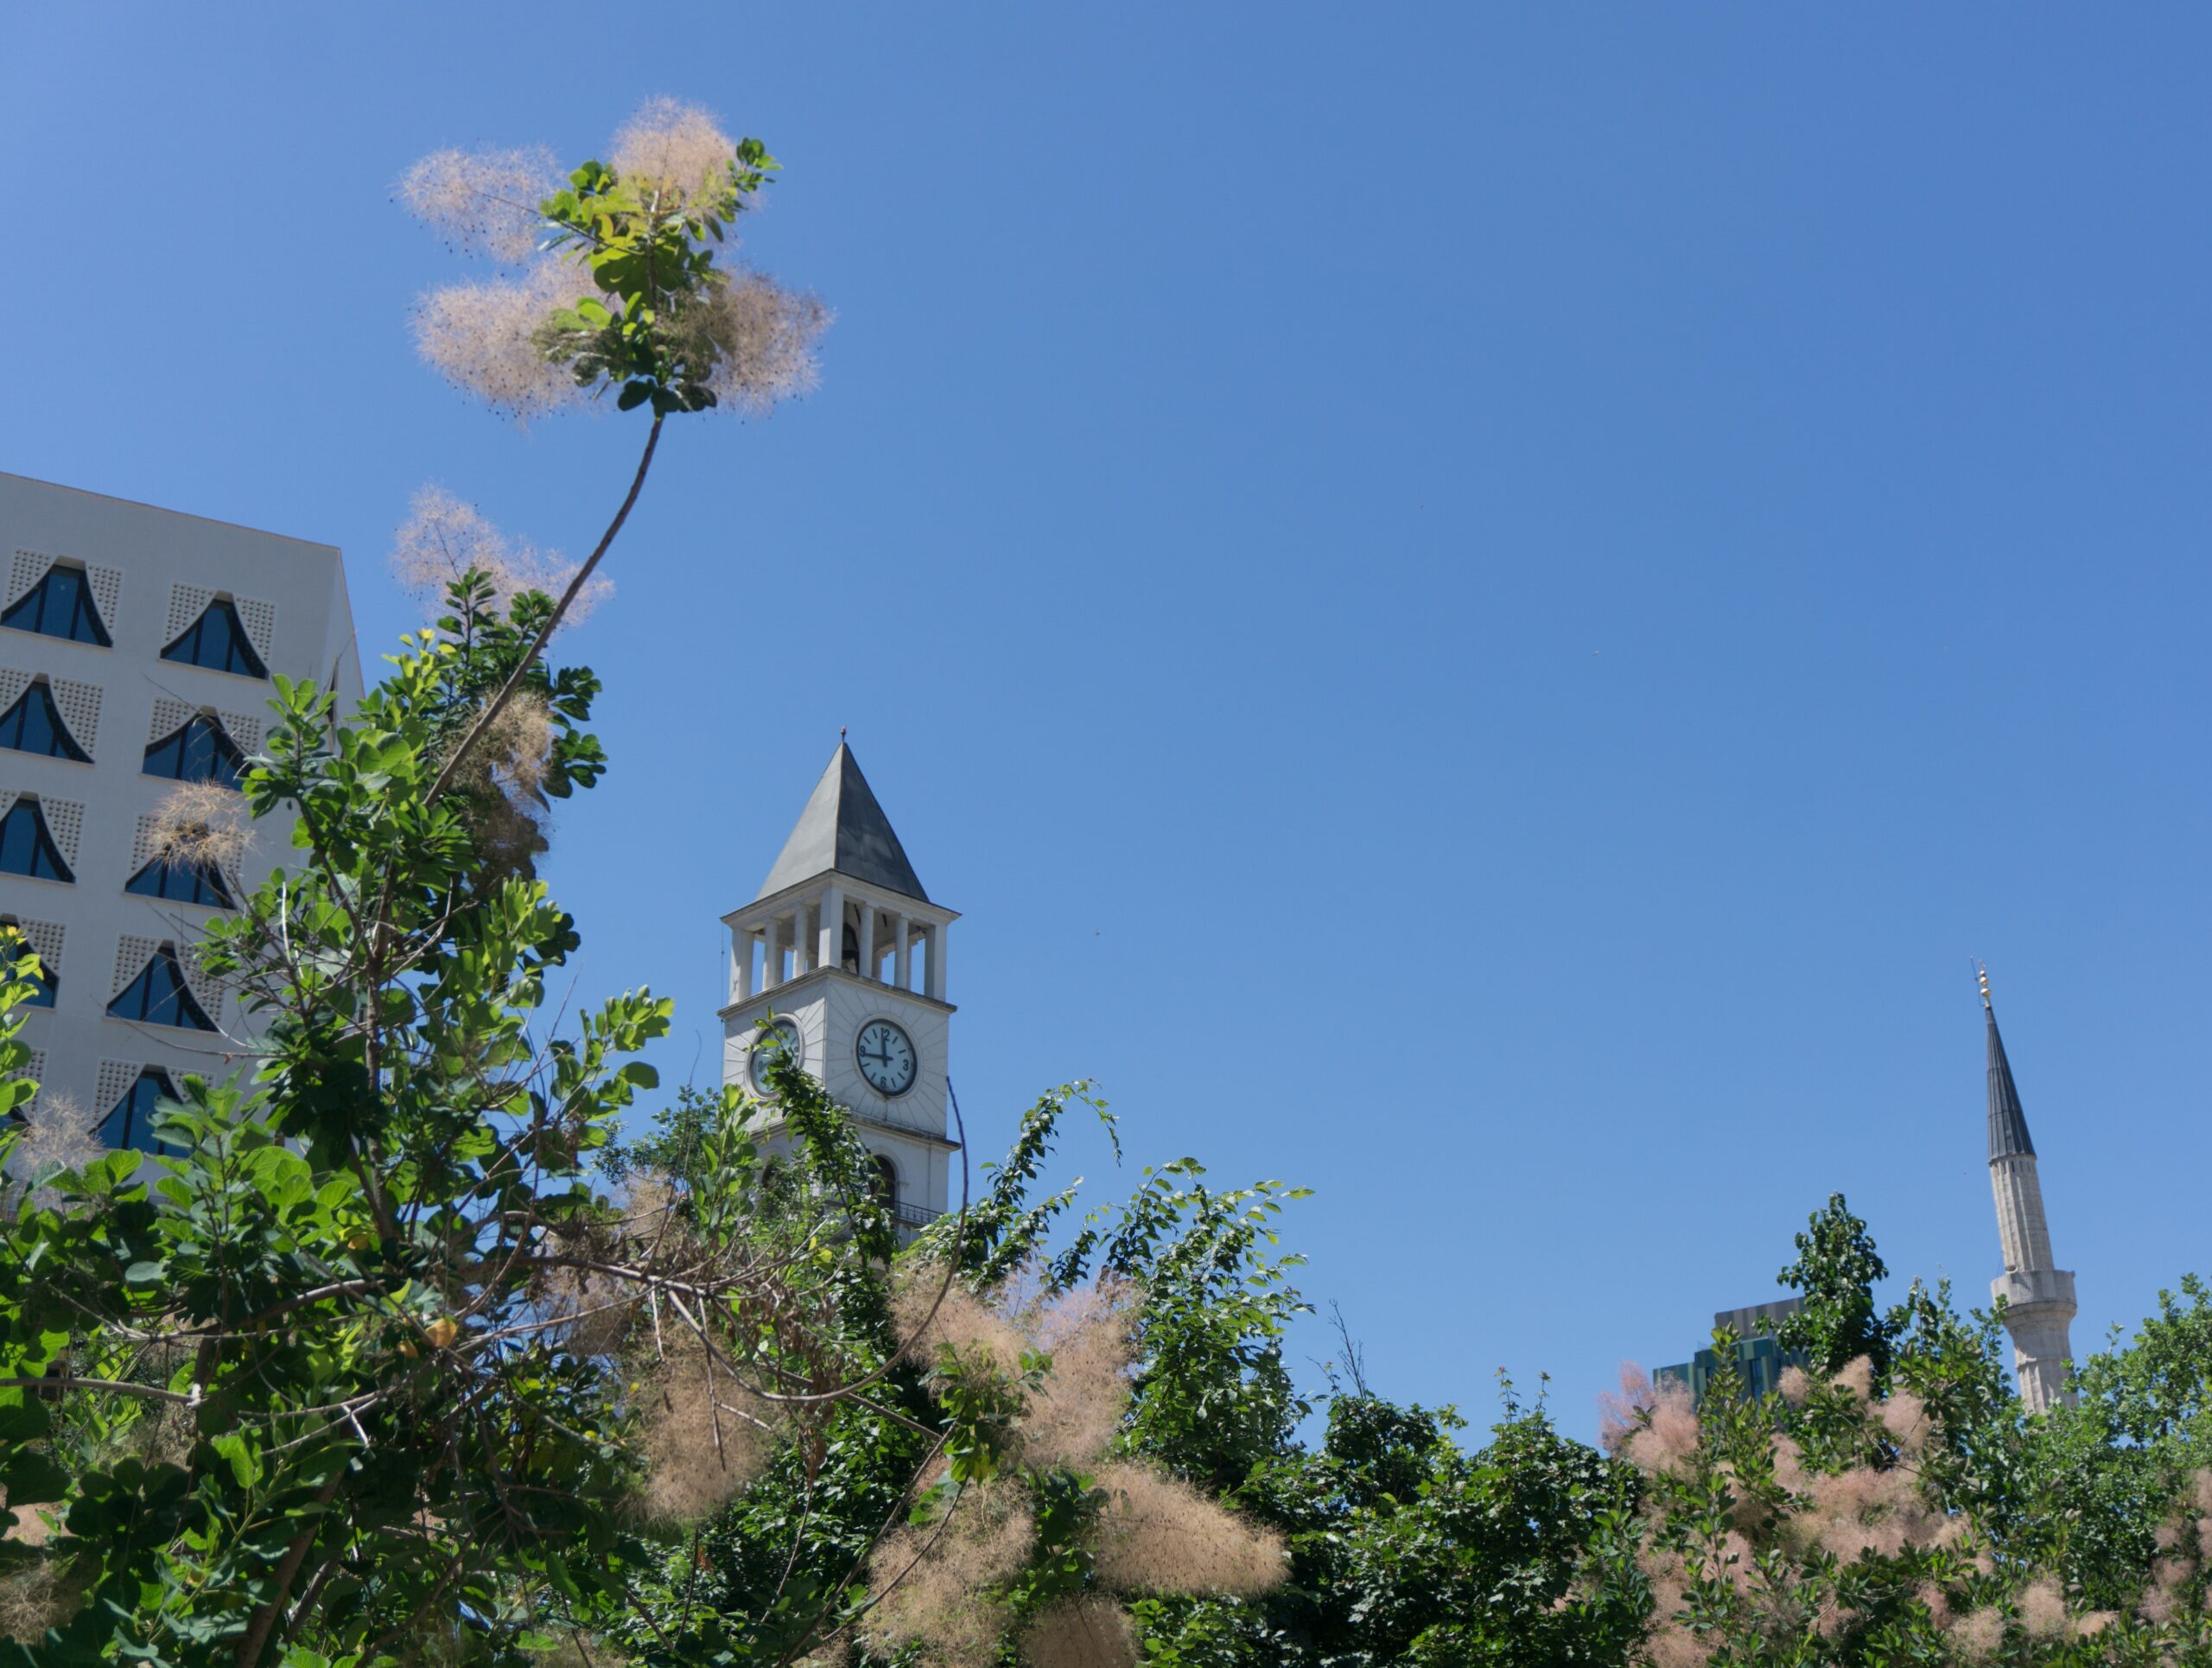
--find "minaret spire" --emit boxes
[1979,967,2077,1413]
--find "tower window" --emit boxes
[143,716,244,789]
[2,566,111,646]
[872,1153,898,1209]
[0,682,91,762]
[125,853,233,909]
[106,945,216,1031]
[0,800,73,882]
[100,1068,182,1156]
[162,599,267,678]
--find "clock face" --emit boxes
[855,1020,918,1097]
[748,1019,804,1096]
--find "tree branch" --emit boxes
[237,1467,347,1668]
[427,411,666,804]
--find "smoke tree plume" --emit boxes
[401,97,828,423]
[390,487,611,628]
[3,1094,103,1202]
[149,780,253,875]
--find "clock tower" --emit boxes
[721,743,958,1230]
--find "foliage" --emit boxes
[1095,1163,1310,1495]
[1584,1196,2212,1666]
[2011,1276,2212,1615]
[535,137,782,417]
[1773,1193,1904,1385]
[1199,1386,1636,1666]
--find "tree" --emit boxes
[0,99,862,1668]
[1772,1194,1903,1385]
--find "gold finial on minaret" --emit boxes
[1977,962,1993,1012]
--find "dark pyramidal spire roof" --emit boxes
[756,742,929,904]
[1981,967,2036,1162]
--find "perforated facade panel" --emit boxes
[149,697,196,742]
[49,678,100,757]
[5,550,53,608]
[176,942,223,1022]
[234,595,276,660]
[214,709,261,754]
[38,797,82,869]
[95,1058,143,1116]
[111,934,160,998]
[83,563,122,632]
[164,583,216,644]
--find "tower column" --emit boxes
[820,884,844,972]
[925,921,948,1001]
[858,904,876,981]
[893,914,912,990]
[792,902,812,977]
[730,924,753,1003]
[760,920,782,990]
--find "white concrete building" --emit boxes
[0,472,360,1149]
[721,743,957,1232]
[1980,969,2077,1413]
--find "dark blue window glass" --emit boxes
[1,566,111,646]
[105,946,214,1031]
[0,683,91,762]
[125,854,233,908]
[143,716,244,788]
[99,1070,182,1156]
[161,600,267,678]
[0,801,72,882]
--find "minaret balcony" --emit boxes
[1991,1266,2076,1318]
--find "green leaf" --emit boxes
[0,1451,70,1506]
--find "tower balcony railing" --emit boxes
[893,1200,942,1229]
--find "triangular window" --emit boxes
[105,945,215,1031]
[125,853,234,909]
[143,716,243,789]
[162,599,267,678]
[2,565,111,646]
[0,800,73,882]
[100,1068,183,1156]
[0,682,90,762]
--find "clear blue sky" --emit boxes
[6,8,2207,1441]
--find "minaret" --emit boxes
[1980,968,2077,1413]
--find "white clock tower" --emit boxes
[720,743,958,1230]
